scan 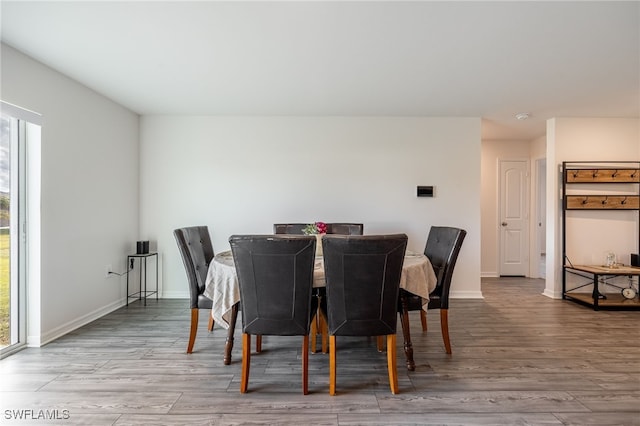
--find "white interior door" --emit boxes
[499,159,529,276]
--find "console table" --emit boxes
[126,252,158,306]
[564,264,640,310]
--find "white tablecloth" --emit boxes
[204,250,437,329]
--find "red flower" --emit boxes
[316,222,328,234]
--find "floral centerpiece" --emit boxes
[302,221,327,256]
[302,221,328,235]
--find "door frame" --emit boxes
[533,158,546,279]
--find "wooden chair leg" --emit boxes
[420,310,427,332]
[256,335,262,353]
[376,336,384,352]
[387,334,399,394]
[329,335,337,396]
[207,314,215,332]
[240,333,251,393]
[187,308,198,354]
[441,309,452,354]
[302,335,309,395]
[310,312,318,353]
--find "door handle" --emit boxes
[501,222,508,227]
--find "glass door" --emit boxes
[0,111,27,357]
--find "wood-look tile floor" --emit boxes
[1,277,639,425]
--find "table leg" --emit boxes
[399,292,415,371]
[310,312,318,353]
[155,253,159,301]
[592,274,600,311]
[142,257,147,306]
[224,302,239,365]
[126,256,130,306]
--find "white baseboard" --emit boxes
[481,271,499,278]
[450,290,484,299]
[161,290,189,299]
[33,298,126,347]
[542,288,562,299]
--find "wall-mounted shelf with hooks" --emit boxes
[565,195,639,210]
[565,168,639,183]
[562,161,640,310]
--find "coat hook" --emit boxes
[601,196,608,205]
[592,170,599,178]
[612,170,618,178]
[582,197,589,205]
[621,197,627,205]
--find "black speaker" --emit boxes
[136,241,149,254]
[632,253,639,267]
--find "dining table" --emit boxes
[204,249,437,369]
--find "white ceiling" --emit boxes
[1,1,639,140]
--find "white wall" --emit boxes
[140,116,483,299]
[480,139,532,277]
[546,117,640,298]
[1,44,140,345]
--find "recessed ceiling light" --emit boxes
[515,112,530,120]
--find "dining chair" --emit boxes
[273,223,364,354]
[272,223,307,234]
[174,226,217,353]
[326,223,364,235]
[229,234,316,394]
[398,226,466,355]
[322,234,408,395]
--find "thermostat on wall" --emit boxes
[417,186,434,197]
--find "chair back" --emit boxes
[327,223,364,235]
[174,226,215,309]
[273,223,307,234]
[273,223,364,235]
[229,235,316,336]
[323,234,408,336]
[424,226,466,310]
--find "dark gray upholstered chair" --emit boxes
[174,226,239,362]
[273,223,306,234]
[398,226,466,359]
[327,223,364,235]
[230,235,316,394]
[273,222,364,354]
[322,234,408,395]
